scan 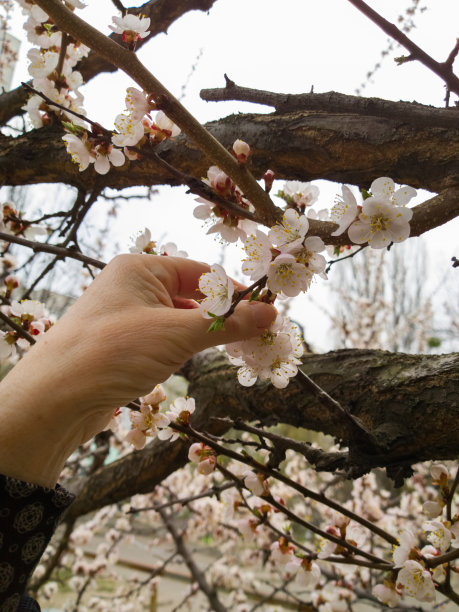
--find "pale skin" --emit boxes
[0,255,276,488]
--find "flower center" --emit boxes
[370,214,389,233]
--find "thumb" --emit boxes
[177,301,277,353]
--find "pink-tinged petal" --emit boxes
[126,428,146,450]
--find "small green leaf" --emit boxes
[394,55,409,65]
[249,289,260,302]
[61,121,86,135]
[427,337,442,348]
[361,188,372,200]
[207,314,225,332]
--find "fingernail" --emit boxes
[248,302,276,329]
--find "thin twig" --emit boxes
[0,310,35,344]
[128,481,235,513]
[345,0,459,96]
[21,82,112,135]
[297,368,378,446]
[158,506,227,612]
[174,422,398,547]
[0,232,105,270]
[326,245,366,273]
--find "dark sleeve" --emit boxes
[0,475,75,612]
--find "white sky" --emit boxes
[4,0,459,350]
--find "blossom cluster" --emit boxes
[0,299,52,360]
[125,386,195,450]
[129,227,188,257]
[194,163,258,243]
[226,314,304,388]
[19,3,179,176]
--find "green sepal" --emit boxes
[61,121,86,135]
[249,288,260,302]
[361,188,372,200]
[206,313,225,332]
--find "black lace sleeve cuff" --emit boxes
[0,475,75,612]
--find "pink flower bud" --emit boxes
[263,169,275,192]
[232,139,251,163]
[188,442,203,463]
[197,456,217,475]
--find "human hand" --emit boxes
[0,255,276,486]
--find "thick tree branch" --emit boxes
[66,348,459,519]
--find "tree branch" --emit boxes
[33,0,280,226]
[0,0,218,126]
[345,0,459,97]
[158,506,227,612]
[200,83,459,129]
[66,348,459,520]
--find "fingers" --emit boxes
[168,300,277,355]
[140,255,248,300]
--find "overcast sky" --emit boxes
[4,0,459,350]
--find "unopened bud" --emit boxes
[232,139,251,164]
[263,169,275,193]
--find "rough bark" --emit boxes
[67,348,459,519]
[2,105,458,193]
[0,0,217,126]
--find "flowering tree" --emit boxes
[0,0,459,610]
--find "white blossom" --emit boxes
[397,560,436,602]
[281,181,319,208]
[198,264,234,318]
[109,14,151,40]
[348,198,413,249]
[370,177,417,206]
[330,185,358,236]
[268,208,309,248]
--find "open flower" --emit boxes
[348,198,413,249]
[393,528,417,567]
[241,230,273,281]
[268,208,309,248]
[372,582,401,608]
[112,114,145,147]
[280,181,319,209]
[129,227,157,254]
[109,14,151,44]
[93,144,125,175]
[422,520,452,552]
[244,471,269,497]
[267,253,311,297]
[397,560,436,602]
[62,133,93,171]
[198,264,234,318]
[330,185,358,236]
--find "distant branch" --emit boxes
[345,0,459,97]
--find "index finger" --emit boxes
[147,256,248,300]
